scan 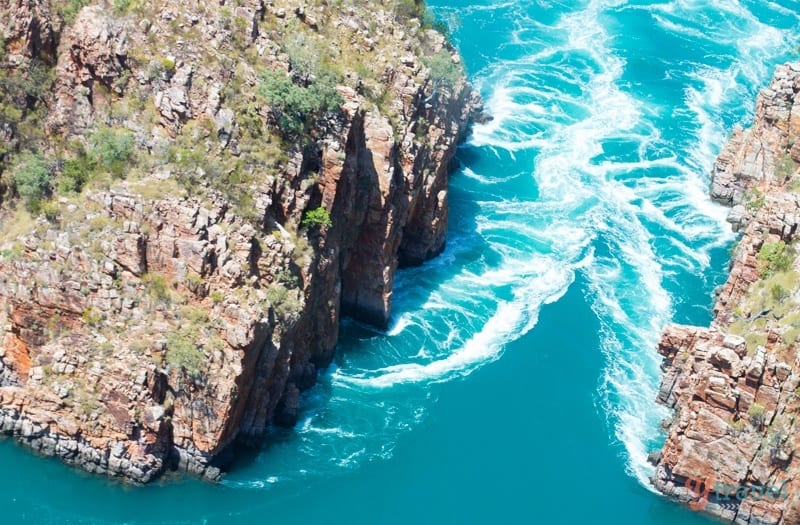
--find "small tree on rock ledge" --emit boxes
[423,49,462,95]
[302,206,332,229]
[258,69,343,139]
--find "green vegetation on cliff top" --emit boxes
[0,0,459,231]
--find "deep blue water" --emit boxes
[3,1,800,523]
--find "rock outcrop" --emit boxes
[653,63,800,524]
[0,0,482,482]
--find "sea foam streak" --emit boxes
[232,0,800,489]
[332,0,687,484]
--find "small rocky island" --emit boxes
[0,0,481,482]
[653,63,800,524]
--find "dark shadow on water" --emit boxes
[225,140,512,474]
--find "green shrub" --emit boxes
[0,59,52,133]
[423,50,462,91]
[730,418,747,435]
[58,0,90,23]
[747,402,767,428]
[266,283,303,317]
[393,0,424,23]
[146,60,165,81]
[238,101,265,138]
[161,57,176,76]
[744,332,767,354]
[13,60,53,104]
[757,241,793,277]
[422,10,454,39]
[771,283,790,302]
[129,340,149,354]
[767,424,789,464]
[258,69,343,137]
[12,151,52,212]
[40,199,60,222]
[0,102,23,129]
[178,305,209,324]
[82,307,103,326]
[55,129,134,193]
[777,153,798,179]
[744,189,765,211]
[277,269,299,286]
[184,271,204,288]
[302,206,332,228]
[141,273,172,303]
[88,214,116,232]
[58,146,95,194]
[113,0,134,12]
[166,330,205,376]
[90,127,135,178]
[266,283,288,306]
[284,33,319,79]
[210,290,225,304]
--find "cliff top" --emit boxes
[1,0,463,225]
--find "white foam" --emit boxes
[336,449,366,468]
[232,0,800,493]
[298,424,361,439]
[386,313,413,337]
[460,166,526,185]
[457,2,794,493]
[336,260,575,388]
[651,13,707,40]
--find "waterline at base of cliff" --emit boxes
[3,0,800,523]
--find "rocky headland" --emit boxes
[653,63,800,524]
[0,0,481,482]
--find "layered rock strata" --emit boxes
[0,0,481,482]
[653,63,800,524]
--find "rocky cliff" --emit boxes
[0,0,481,482]
[652,64,800,524]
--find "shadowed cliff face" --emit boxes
[0,0,481,482]
[653,63,800,524]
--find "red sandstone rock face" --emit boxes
[0,1,482,482]
[654,64,800,524]
[48,7,131,134]
[1,0,60,63]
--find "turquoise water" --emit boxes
[4,1,800,523]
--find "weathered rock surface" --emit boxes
[653,63,800,524]
[0,0,482,482]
